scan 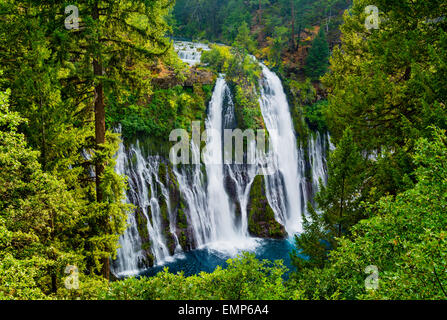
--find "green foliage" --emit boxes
[289,0,447,300]
[0,87,119,299]
[201,45,234,73]
[2,0,447,302]
[304,28,330,81]
[293,129,447,300]
[289,78,316,105]
[266,26,289,67]
[0,0,173,296]
[103,253,302,300]
[322,0,447,198]
[173,0,349,49]
[291,128,365,271]
[106,85,208,142]
[233,22,257,54]
[304,100,328,132]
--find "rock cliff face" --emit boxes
[247,175,286,239]
[151,67,215,89]
[184,68,215,87]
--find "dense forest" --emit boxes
[0,0,446,300]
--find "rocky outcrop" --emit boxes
[183,67,215,87]
[247,175,286,239]
[134,206,154,268]
[151,67,215,89]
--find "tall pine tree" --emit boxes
[304,27,330,81]
[291,128,365,270]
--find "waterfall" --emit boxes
[112,142,144,276]
[308,132,328,195]
[174,76,258,254]
[221,81,258,238]
[258,64,307,234]
[174,41,210,66]
[112,44,330,275]
[112,140,183,276]
[173,143,209,247]
[203,77,239,243]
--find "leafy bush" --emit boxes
[304,100,328,132]
[106,85,208,141]
[102,253,304,300]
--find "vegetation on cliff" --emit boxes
[201,45,265,130]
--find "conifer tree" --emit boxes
[291,128,365,270]
[304,28,330,81]
[233,22,257,53]
[0,0,173,280]
[63,0,174,279]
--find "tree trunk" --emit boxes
[258,0,262,24]
[339,177,345,238]
[93,58,105,203]
[296,24,302,53]
[92,2,109,281]
[40,97,47,170]
[51,272,57,293]
[291,0,295,49]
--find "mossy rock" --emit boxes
[247,175,286,239]
[135,209,154,268]
[138,251,154,269]
[135,207,149,241]
[179,231,188,249]
[158,162,167,180]
[165,226,177,255]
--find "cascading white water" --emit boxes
[205,78,260,250]
[308,132,328,194]
[173,143,210,247]
[203,77,238,242]
[258,64,307,234]
[174,41,210,66]
[221,82,258,238]
[226,163,258,237]
[113,141,145,276]
[112,140,183,276]
[174,76,258,254]
[131,145,171,262]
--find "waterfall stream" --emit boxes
[258,64,307,233]
[173,41,210,66]
[111,44,329,277]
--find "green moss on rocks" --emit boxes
[247,175,286,239]
[134,207,155,267]
[135,207,149,241]
[175,200,191,250]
